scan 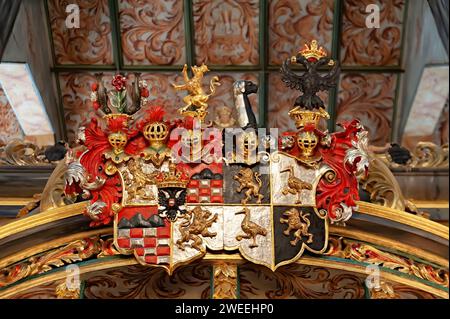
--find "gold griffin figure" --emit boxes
[280,165,313,204]
[235,207,267,248]
[176,206,218,252]
[172,64,220,121]
[234,167,264,204]
[280,208,313,246]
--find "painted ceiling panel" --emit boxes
[193,0,260,66]
[268,0,334,65]
[341,0,405,66]
[47,0,114,65]
[119,0,186,65]
[39,0,446,149]
[59,72,109,144]
[336,72,396,146]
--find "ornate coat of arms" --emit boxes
[64,40,369,273]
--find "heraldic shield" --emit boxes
[64,40,370,274]
[221,151,330,270]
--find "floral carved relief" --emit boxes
[83,264,211,299]
[239,263,366,299]
[193,0,259,65]
[336,73,396,146]
[269,0,334,65]
[341,0,404,66]
[119,0,186,65]
[47,0,114,65]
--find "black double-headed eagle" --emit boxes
[280,55,340,110]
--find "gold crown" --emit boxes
[288,107,330,129]
[299,40,327,60]
[143,122,169,144]
[156,162,189,188]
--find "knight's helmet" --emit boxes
[142,106,169,148]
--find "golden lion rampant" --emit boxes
[234,167,264,204]
[176,207,218,252]
[280,208,313,246]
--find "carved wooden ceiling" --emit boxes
[29,0,447,147]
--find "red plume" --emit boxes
[106,116,128,132]
[145,105,165,123]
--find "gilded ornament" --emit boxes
[280,165,313,204]
[369,281,399,299]
[176,207,218,252]
[325,237,449,288]
[235,207,268,248]
[172,64,220,121]
[0,236,108,288]
[212,262,238,299]
[55,280,80,299]
[233,167,264,204]
[280,208,313,246]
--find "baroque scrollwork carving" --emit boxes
[0,140,51,166]
[379,142,449,169]
[55,280,81,299]
[361,153,427,217]
[325,237,449,289]
[0,236,117,289]
[83,264,211,299]
[239,263,365,299]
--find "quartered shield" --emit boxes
[221,151,331,270]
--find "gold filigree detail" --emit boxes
[83,263,211,299]
[212,262,238,299]
[172,64,220,121]
[176,207,218,252]
[55,280,80,299]
[40,159,77,211]
[325,237,449,288]
[235,207,267,248]
[369,281,399,299]
[280,208,313,246]
[280,166,312,204]
[233,168,264,204]
[0,236,115,289]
